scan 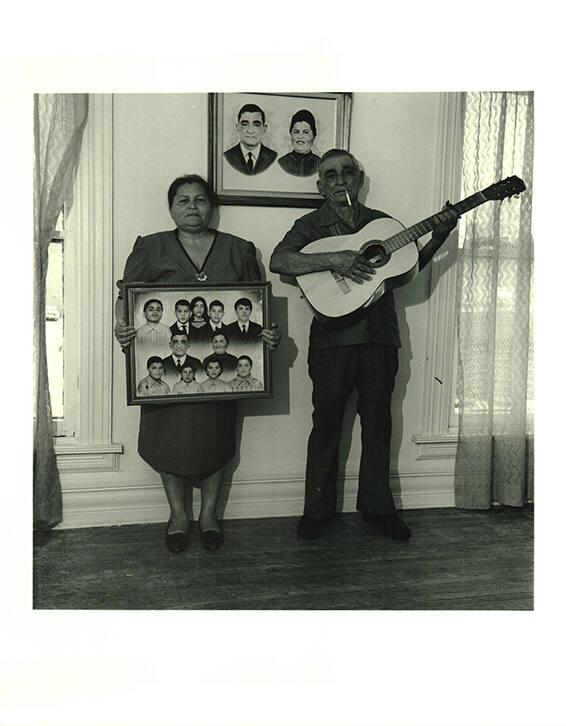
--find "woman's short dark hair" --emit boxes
[290,109,317,137]
[167,175,217,209]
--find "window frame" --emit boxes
[412,92,463,459]
[52,94,123,471]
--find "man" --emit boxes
[136,299,170,348]
[269,149,458,541]
[169,298,192,338]
[224,104,277,175]
[224,297,263,344]
[161,332,202,382]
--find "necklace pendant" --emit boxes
[195,271,208,282]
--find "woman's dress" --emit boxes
[120,229,261,476]
[277,150,321,177]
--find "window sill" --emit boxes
[54,442,124,473]
[412,433,458,460]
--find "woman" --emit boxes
[202,331,239,379]
[188,295,211,345]
[114,174,280,554]
[277,109,321,177]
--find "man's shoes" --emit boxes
[199,526,224,552]
[297,515,333,540]
[362,512,411,541]
[165,521,189,554]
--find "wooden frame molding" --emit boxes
[57,94,123,472]
[414,92,463,459]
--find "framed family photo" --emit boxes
[209,92,353,207]
[123,282,272,405]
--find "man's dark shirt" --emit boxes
[273,201,401,350]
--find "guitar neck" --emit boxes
[385,190,488,252]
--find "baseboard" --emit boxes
[56,463,455,529]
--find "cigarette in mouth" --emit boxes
[345,190,352,206]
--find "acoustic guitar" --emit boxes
[297,176,526,327]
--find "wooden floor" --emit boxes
[33,507,534,610]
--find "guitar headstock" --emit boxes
[482,176,526,201]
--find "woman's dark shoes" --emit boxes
[199,526,224,552]
[165,520,189,554]
[362,512,411,541]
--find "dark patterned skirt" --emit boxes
[138,400,238,476]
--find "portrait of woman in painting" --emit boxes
[277,109,321,178]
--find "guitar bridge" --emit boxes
[331,271,351,294]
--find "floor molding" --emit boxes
[57,465,455,529]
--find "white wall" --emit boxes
[60,92,457,528]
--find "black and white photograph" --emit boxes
[210,91,352,206]
[13,26,557,721]
[124,282,271,403]
[32,89,535,612]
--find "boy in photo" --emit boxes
[136,299,170,348]
[225,297,263,344]
[208,299,227,333]
[137,356,171,397]
[172,362,203,395]
[229,355,263,392]
[170,298,192,337]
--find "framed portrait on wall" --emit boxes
[123,282,272,405]
[209,92,353,207]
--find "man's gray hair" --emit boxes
[318,148,361,174]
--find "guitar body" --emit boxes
[297,217,420,327]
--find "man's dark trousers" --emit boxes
[304,343,399,519]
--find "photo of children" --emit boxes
[126,283,269,404]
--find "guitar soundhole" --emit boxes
[363,242,390,267]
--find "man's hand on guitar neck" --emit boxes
[432,202,459,242]
[419,201,459,270]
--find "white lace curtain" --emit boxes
[455,91,534,509]
[34,94,88,530]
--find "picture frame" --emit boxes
[123,282,272,405]
[209,92,353,208]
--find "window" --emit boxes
[453,91,534,428]
[46,212,65,422]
